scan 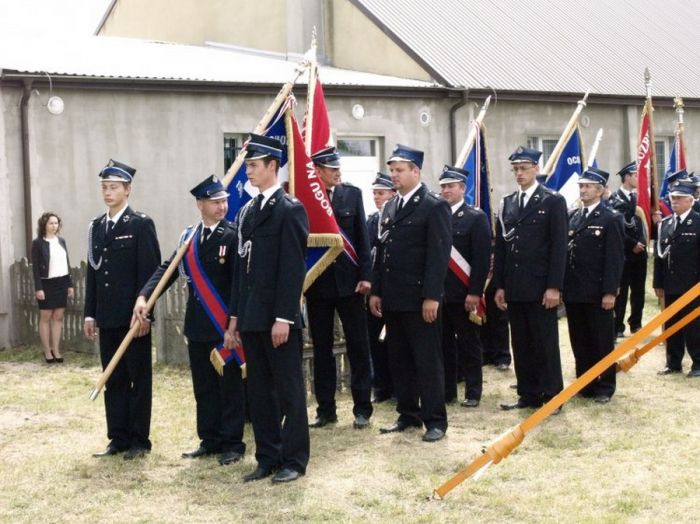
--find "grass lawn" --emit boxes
[2,298,700,523]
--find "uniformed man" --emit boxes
[366,172,396,403]
[563,168,624,403]
[224,134,310,483]
[608,162,647,337]
[368,144,452,442]
[653,179,700,377]
[494,146,567,410]
[305,146,373,429]
[481,260,512,370]
[439,166,491,407]
[134,175,246,465]
[84,159,161,459]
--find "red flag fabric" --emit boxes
[306,76,332,155]
[636,103,654,232]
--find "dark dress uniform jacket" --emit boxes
[444,203,491,303]
[84,207,161,328]
[563,205,624,303]
[305,183,372,299]
[373,184,452,311]
[608,189,647,262]
[654,211,700,295]
[31,236,74,291]
[140,221,236,342]
[494,184,567,301]
[231,189,309,331]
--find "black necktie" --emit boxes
[397,198,404,212]
[676,215,682,230]
[327,189,333,202]
[107,220,114,235]
[202,227,212,244]
[519,192,526,213]
[582,208,589,220]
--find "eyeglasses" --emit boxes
[511,163,536,173]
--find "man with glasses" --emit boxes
[494,146,567,411]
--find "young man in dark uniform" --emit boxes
[84,159,161,460]
[494,146,567,410]
[563,168,624,403]
[438,166,491,407]
[369,144,452,443]
[366,173,396,402]
[654,179,700,378]
[134,175,246,465]
[305,146,373,430]
[608,162,647,337]
[224,134,310,483]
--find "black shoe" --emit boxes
[615,329,625,338]
[500,399,537,411]
[461,398,480,408]
[219,451,243,466]
[123,447,149,460]
[658,367,682,375]
[422,428,446,442]
[243,466,276,482]
[495,363,509,371]
[271,468,303,483]
[181,446,217,459]
[379,421,420,434]
[92,444,124,457]
[372,393,392,403]
[353,414,370,429]
[630,325,641,334]
[308,415,338,428]
[594,395,611,404]
[687,369,700,378]
[44,357,55,364]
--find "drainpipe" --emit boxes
[449,88,469,164]
[20,79,33,259]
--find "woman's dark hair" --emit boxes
[37,212,61,238]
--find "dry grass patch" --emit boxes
[2,297,700,522]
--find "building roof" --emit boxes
[0,33,438,90]
[352,0,700,98]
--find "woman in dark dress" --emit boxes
[31,212,74,363]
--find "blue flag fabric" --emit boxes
[226,108,289,221]
[462,122,493,230]
[659,140,680,200]
[545,126,585,207]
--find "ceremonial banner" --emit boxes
[462,121,494,231]
[544,126,585,207]
[658,125,687,217]
[285,104,344,291]
[636,101,658,231]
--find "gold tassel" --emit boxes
[210,349,225,377]
[469,312,486,326]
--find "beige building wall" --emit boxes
[326,0,430,81]
[99,0,287,51]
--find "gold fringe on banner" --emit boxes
[210,349,225,377]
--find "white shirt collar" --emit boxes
[520,182,538,200]
[201,220,221,232]
[678,208,692,222]
[451,200,465,214]
[106,203,128,226]
[260,184,281,208]
[584,202,600,214]
[620,187,635,199]
[398,183,421,205]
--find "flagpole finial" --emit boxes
[674,96,685,124]
[577,90,590,108]
[644,67,652,98]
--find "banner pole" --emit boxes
[455,95,491,167]
[542,90,589,177]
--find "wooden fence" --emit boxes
[10,258,350,393]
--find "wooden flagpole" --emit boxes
[586,128,604,169]
[542,90,590,177]
[455,96,491,167]
[89,62,309,401]
[644,68,659,214]
[304,28,318,157]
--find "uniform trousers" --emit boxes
[367,306,393,399]
[564,302,616,397]
[384,310,447,431]
[508,302,563,405]
[615,256,647,332]
[99,327,152,450]
[664,295,700,372]
[442,302,483,401]
[307,294,373,418]
[187,340,246,454]
[241,330,309,473]
[481,283,511,366]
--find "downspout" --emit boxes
[449,88,469,164]
[20,79,33,259]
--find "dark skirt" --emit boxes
[37,275,70,310]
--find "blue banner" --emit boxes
[462,123,493,230]
[545,127,584,206]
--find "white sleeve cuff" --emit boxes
[275,317,294,324]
